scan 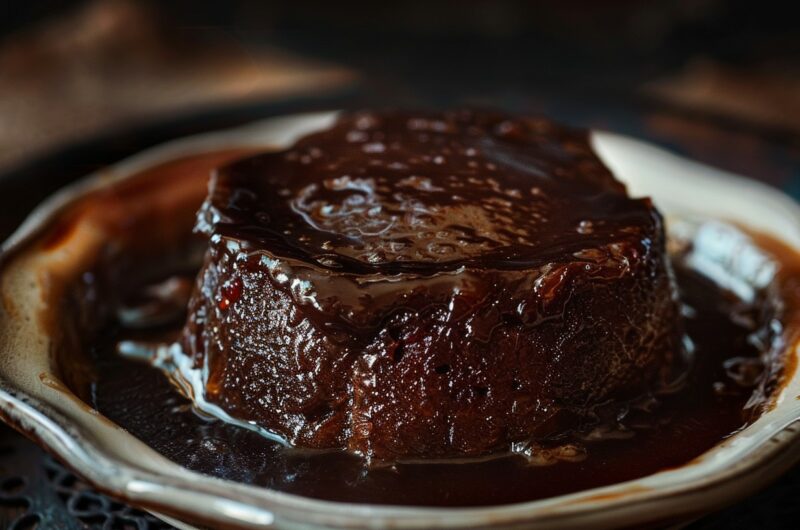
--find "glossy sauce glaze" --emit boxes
[204,110,654,272]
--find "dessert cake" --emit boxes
[179,110,685,462]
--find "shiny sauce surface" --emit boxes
[86,260,766,506]
[206,110,656,274]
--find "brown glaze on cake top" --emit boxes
[200,110,655,274]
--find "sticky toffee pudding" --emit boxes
[9,110,796,508]
[178,110,686,462]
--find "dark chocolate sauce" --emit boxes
[87,259,759,507]
[206,110,654,274]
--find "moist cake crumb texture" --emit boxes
[180,109,686,462]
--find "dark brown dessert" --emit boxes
[4,142,792,509]
[179,110,685,462]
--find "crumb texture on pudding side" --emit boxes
[180,110,684,462]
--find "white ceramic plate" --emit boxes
[2,112,800,530]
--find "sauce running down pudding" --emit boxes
[178,110,686,462]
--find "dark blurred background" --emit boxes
[1,1,799,528]
[1,0,799,182]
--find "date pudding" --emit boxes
[174,110,686,462]
[3,108,797,510]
